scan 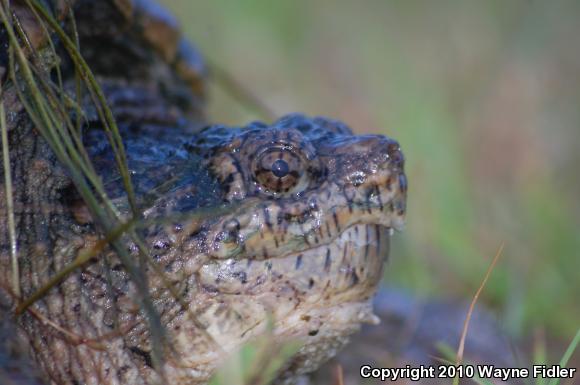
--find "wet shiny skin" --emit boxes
[157,114,408,383]
[23,114,407,385]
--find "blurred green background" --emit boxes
[161,0,579,342]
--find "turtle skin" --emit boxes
[0,1,407,384]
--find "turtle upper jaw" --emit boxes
[201,157,407,263]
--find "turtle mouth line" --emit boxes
[198,223,390,299]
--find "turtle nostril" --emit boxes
[387,142,403,165]
[271,159,289,178]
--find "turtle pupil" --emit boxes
[271,159,289,178]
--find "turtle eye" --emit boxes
[253,148,306,195]
[271,159,289,177]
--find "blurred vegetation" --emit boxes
[162,0,580,340]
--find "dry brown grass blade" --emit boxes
[334,364,344,385]
[453,242,505,385]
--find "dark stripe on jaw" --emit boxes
[325,221,332,238]
[316,218,325,239]
[324,248,331,272]
[364,224,370,260]
[263,207,273,231]
[365,188,373,214]
[342,188,354,214]
[375,225,381,250]
[295,254,303,269]
[351,271,359,286]
[332,211,341,233]
[280,226,286,242]
[375,184,384,211]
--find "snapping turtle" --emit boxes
[0,1,406,384]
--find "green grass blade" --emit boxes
[0,99,19,298]
[27,0,140,217]
[533,330,548,385]
[1,1,167,374]
[547,327,580,385]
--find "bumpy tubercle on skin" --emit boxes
[161,223,389,383]
[141,118,407,383]
[7,115,406,385]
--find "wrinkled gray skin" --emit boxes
[0,1,407,384]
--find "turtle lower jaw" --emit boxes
[175,224,389,382]
[195,223,389,345]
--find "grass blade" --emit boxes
[26,0,140,217]
[453,242,505,385]
[547,327,580,385]
[0,99,19,298]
